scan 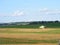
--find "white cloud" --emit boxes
[40,8,48,12]
[0,10,25,17]
[40,8,60,15]
[12,10,24,16]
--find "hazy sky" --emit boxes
[0,0,60,23]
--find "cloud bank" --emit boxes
[0,8,60,17]
[0,10,24,17]
[12,10,24,16]
[40,8,60,15]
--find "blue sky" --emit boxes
[0,0,60,23]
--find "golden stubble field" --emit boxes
[0,28,60,45]
[0,28,58,32]
[0,43,57,45]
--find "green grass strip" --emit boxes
[0,38,58,44]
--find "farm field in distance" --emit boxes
[0,28,60,45]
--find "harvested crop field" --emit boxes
[0,33,60,40]
[0,28,60,45]
[0,28,59,32]
[0,43,57,45]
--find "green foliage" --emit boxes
[0,25,39,28]
[0,22,60,28]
